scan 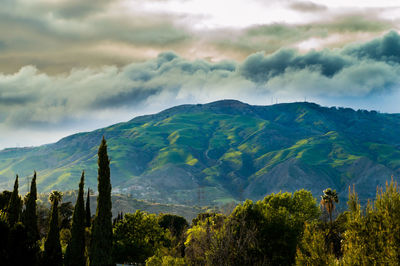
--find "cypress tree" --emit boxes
[86,187,91,228]
[7,175,21,226]
[42,191,62,266]
[22,171,40,265]
[23,171,39,245]
[89,137,114,266]
[65,171,86,266]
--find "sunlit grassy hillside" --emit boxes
[1,100,400,205]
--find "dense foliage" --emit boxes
[113,211,169,264]
[2,176,400,265]
[2,138,400,265]
[184,190,319,265]
[342,180,400,264]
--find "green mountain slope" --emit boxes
[1,100,400,205]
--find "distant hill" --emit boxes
[37,191,204,222]
[1,100,400,205]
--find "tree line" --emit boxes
[1,137,400,265]
[0,137,113,266]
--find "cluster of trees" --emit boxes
[2,138,400,265]
[0,137,113,266]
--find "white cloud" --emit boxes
[1,1,400,148]
[2,32,400,149]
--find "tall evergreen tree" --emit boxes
[89,137,114,266]
[86,187,91,228]
[42,191,62,266]
[7,175,21,226]
[22,171,40,265]
[23,171,39,245]
[65,172,86,266]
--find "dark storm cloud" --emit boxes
[345,31,400,63]
[240,31,400,95]
[240,49,351,82]
[91,87,162,109]
[0,52,242,128]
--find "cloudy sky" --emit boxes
[1,0,400,149]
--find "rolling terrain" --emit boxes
[1,100,400,205]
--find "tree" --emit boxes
[65,172,87,266]
[320,188,338,225]
[0,190,12,211]
[158,214,188,257]
[7,222,35,265]
[295,222,337,265]
[113,212,124,227]
[342,180,400,264]
[22,171,40,264]
[185,213,226,265]
[264,189,320,224]
[42,191,63,266]
[113,211,169,264]
[7,175,21,226]
[89,137,114,266]
[23,172,39,242]
[85,188,91,228]
[206,190,320,265]
[158,214,188,238]
[37,201,50,238]
[59,202,74,229]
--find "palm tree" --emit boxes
[49,191,63,204]
[320,188,338,225]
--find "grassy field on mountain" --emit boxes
[1,100,400,205]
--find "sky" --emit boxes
[1,0,400,149]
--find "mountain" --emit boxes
[1,100,400,205]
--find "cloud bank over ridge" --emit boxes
[1,31,400,142]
